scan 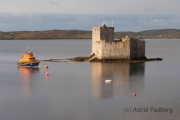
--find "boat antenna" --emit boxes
[112,20,113,27]
[31,44,34,53]
[26,45,28,51]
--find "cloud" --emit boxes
[0,13,180,32]
[143,7,158,14]
[48,0,59,5]
[0,0,180,32]
[0,0,179,15]
[0,23,6,28]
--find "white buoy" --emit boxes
[105,79,112,83]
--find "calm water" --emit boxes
[0,39,180,120]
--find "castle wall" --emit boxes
[91,24,146,60]
[107,27,114,42]
[94,40,130,59]
[100,27,114,42]
[130,39,145,59]
[102,41,130,59]
[100,26,108,41]
[92,27,101,55]
[93,41,102,59]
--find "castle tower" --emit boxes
[90,24,146,60]
[91,24,114,57]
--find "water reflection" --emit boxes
[128,63,145,94]
[18,67,39,96]
[91,62,145,98]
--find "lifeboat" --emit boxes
[17,48,40,68]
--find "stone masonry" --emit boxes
[90,24,146,60]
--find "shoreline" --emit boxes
[40,57,163,63]
[0,38,180,40]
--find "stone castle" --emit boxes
[90,24,146,60]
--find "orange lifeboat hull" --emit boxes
[17,48,40,68]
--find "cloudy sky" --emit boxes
[0,0,180,31]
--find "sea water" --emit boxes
[0,39,180,120]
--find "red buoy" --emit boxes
[133,93,136,96]
[116,80,119,84]
[46,72,49,76]
[45,66,48,69]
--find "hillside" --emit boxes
[115,29,180,39]
[0,29,180,40]
[0,30,92,40]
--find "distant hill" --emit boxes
[115,29,180,39]
[0,29,180,40]
[0,30,92,40]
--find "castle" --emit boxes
[90,24,146,60]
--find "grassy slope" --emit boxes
[0,29,180,40]
[115,29,180,39]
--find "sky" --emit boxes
[0,0,180,32]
